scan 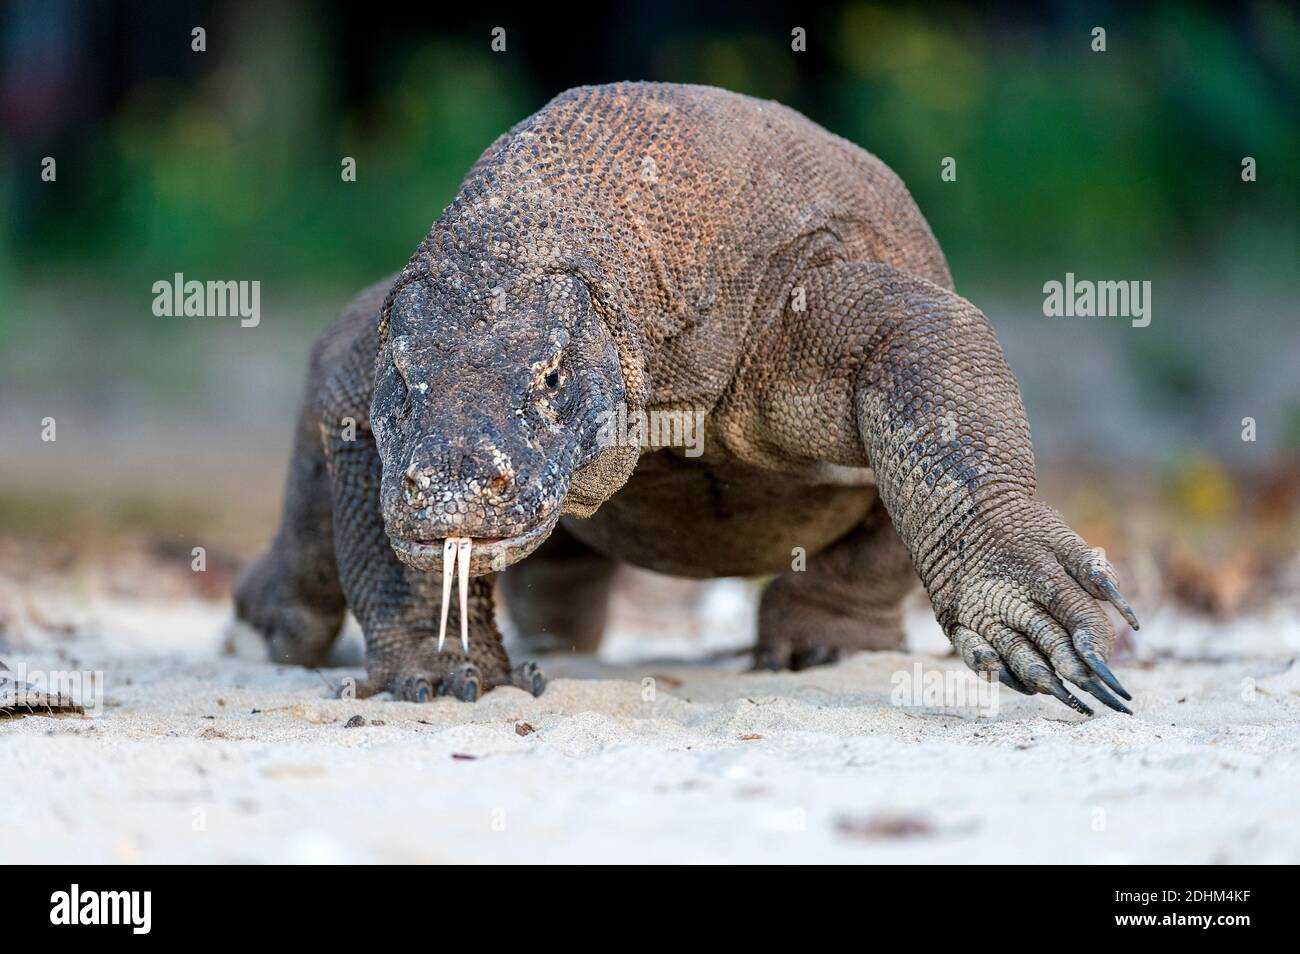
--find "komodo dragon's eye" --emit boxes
[538,352,562,391]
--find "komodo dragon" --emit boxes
[234,82,1139,714]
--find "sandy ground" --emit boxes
[2,575,1299,864]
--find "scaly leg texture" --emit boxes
[743,261,1138,714]
[320,332,544,701]
[755,497,917,670]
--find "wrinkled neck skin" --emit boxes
[369,205,650,578]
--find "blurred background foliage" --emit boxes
[0,1,1297,595]
[3,2,1296,288]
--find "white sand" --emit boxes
[2,578,1298,864]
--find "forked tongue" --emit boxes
[437,537,473,653]
[457,538,471,653]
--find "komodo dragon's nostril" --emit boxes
[402,463,426,488]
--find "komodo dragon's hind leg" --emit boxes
[754,496,918,671]
[498,520,618,653]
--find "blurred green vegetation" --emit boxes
[0,1,1296,457]
[4,27,531,304]
[4,2,1295,299]
[830,3,1299,282]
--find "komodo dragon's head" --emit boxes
[370,266,630,598]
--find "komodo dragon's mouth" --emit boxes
[386,514,560,650]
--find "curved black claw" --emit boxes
[511,661,547,697]
[1082,652,1131,701]
[437,664,482,702]
[790,646,844,671]
[1078,676,1133,715]
[1097,577,1141,630]
[396,675,435,703]
[1044,677,1094,716]
[998,669,1036,696]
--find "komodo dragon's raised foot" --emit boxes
[234,82,1137,714]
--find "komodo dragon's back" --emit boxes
[460,83,952,405]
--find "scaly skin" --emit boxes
[235,82,1137,713]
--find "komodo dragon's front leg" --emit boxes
[744,261,1139,714]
